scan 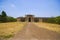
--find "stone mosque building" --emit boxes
[17,15,49,22]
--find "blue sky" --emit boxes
[0,0,60,17]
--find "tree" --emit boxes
[47,18,55,23]
[0,11,17,23]
[0,15,2,22]
[1,11,7,22]
[55,16,60,24]
[7,16,17,22]
[1,11,7,17]
[46,16,60,24]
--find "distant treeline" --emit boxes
[0,11,17,23]
[0,11,60,24]
[46,16,60,24]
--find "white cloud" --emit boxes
[10,4,16,8]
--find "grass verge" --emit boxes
[34,22,60,33]
[0,22,26,40]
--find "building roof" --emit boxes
[25,14,34,16]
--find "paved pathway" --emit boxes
[9,23,60,40]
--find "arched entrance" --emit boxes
[25,15,34,22]
[28,18,31,22]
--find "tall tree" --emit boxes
[1,11,7,17]
[0,15,2,22]
[1,11,7,22]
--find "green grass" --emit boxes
[0,22,26,40]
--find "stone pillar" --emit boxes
[31,17,34,22]
[25,17,28,22]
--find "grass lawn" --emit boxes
[0,22,26,40]
[34,22,60,33]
